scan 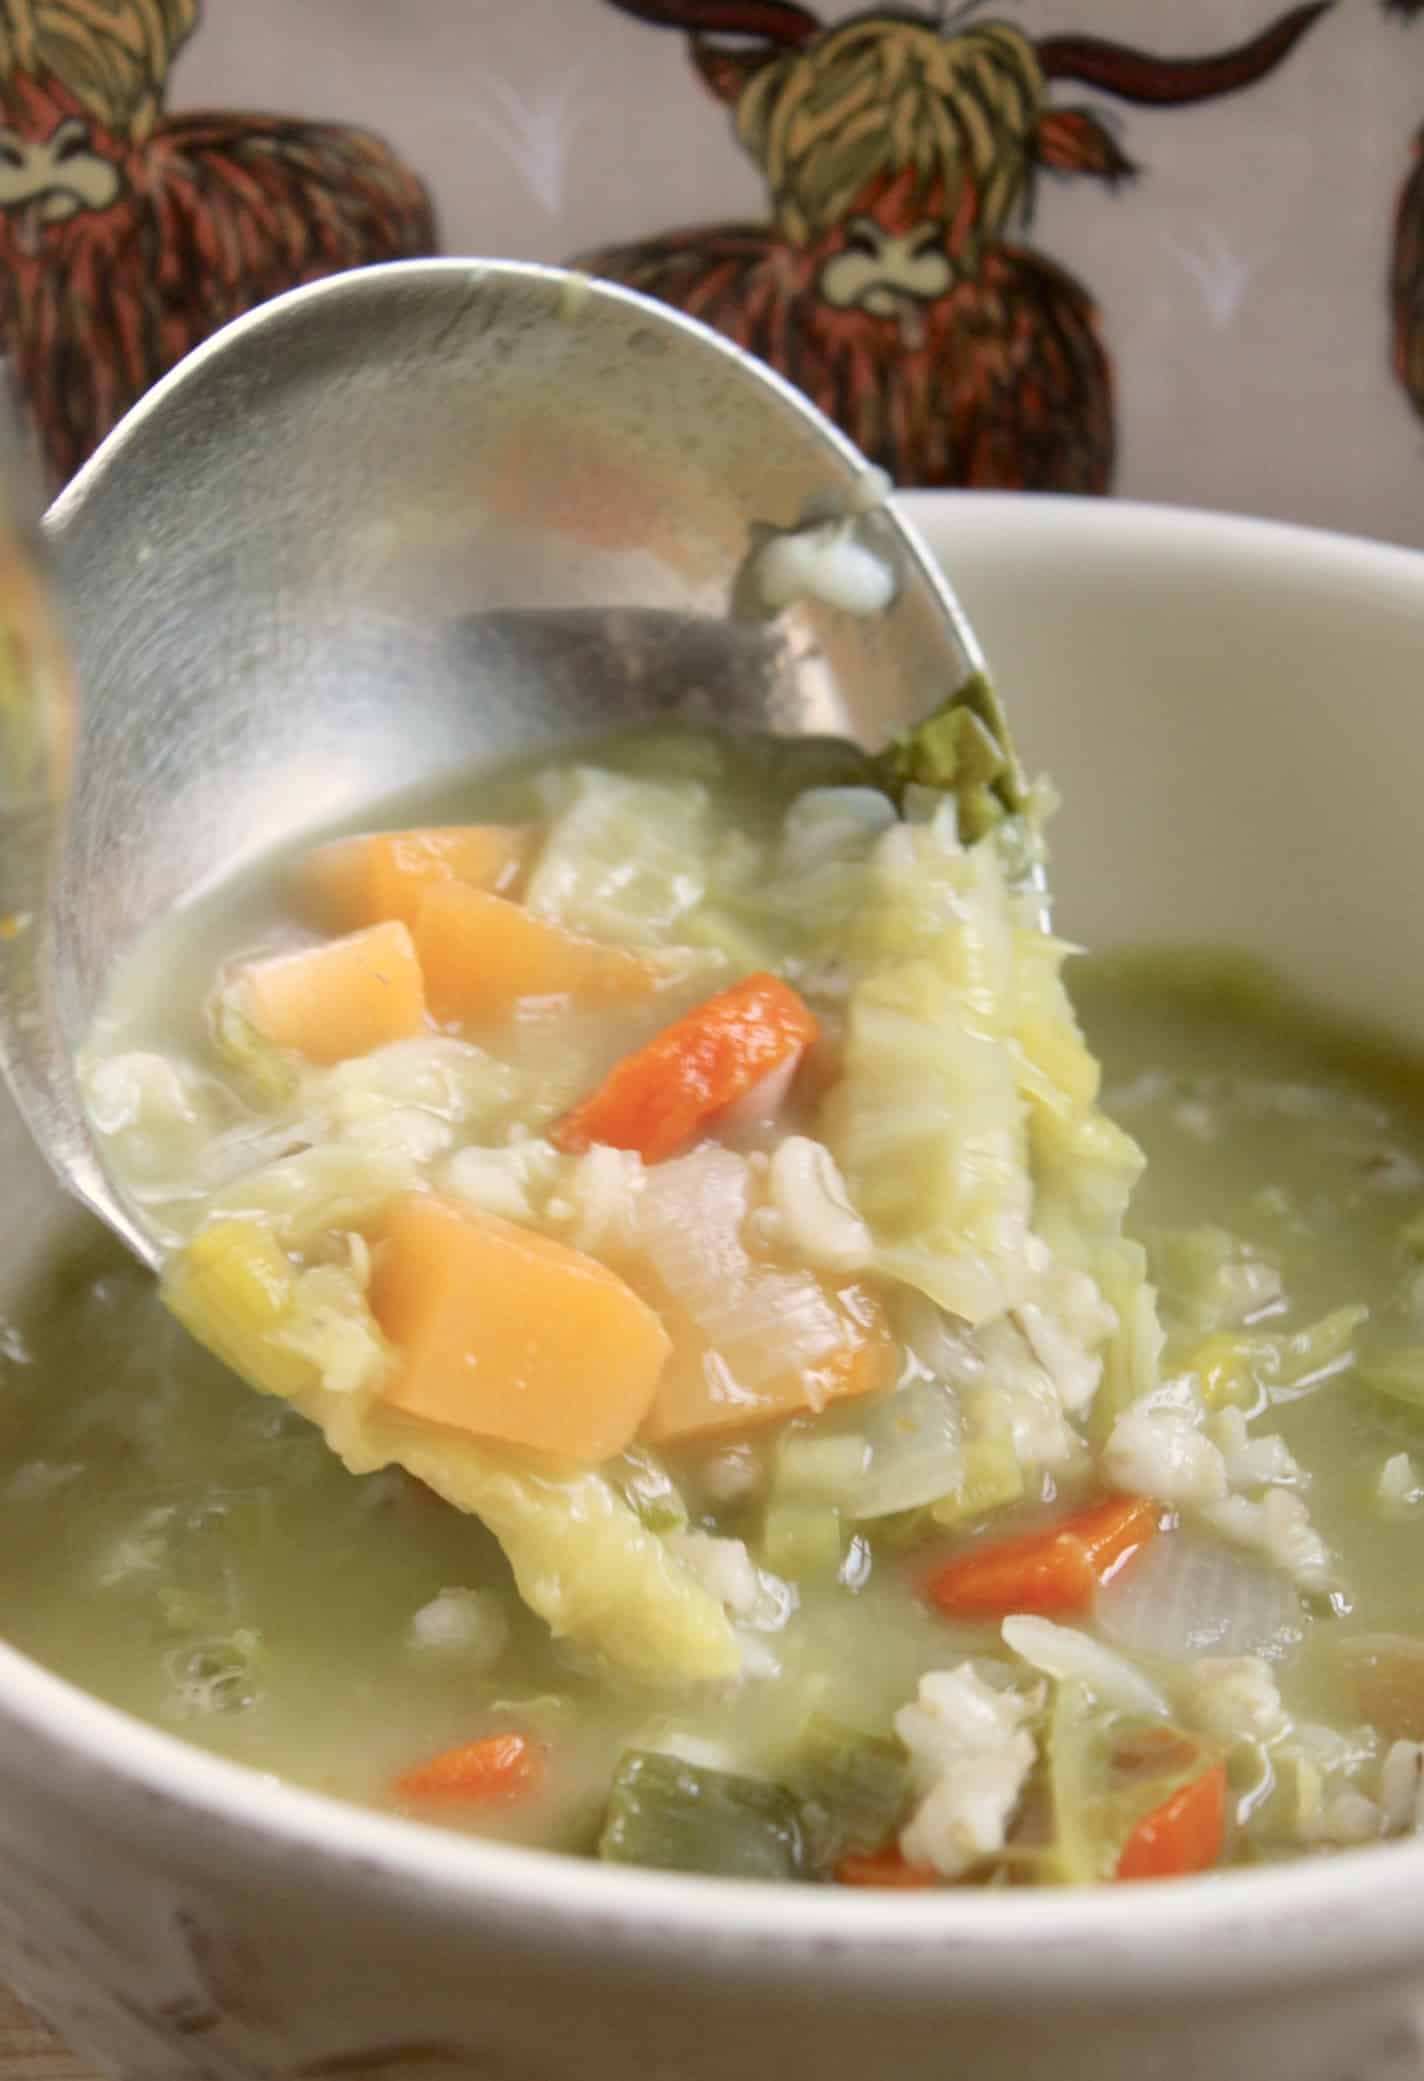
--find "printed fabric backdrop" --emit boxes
[2,0,1420,544]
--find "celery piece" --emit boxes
[792,1713,909,1867]
[598,1751,806,1880]
[775,1430,872,1505]
[867,1507,937,1550]
[760,1497,844,1582]
[930,1431,1025,1527]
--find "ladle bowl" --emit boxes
[0,257,987,1268]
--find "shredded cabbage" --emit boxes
[524,768,712,946]
[163,1218,739,1683]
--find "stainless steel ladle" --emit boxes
[0,258,1000,1272]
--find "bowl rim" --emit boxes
[901,485,1424,589]
[9,483,1424,2006]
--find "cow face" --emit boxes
[816,169,956,318]
[0,73,122,252]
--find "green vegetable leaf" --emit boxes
[872,672,1027,841]
[598,1751,807,1880]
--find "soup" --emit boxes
[8,727,1424,1885]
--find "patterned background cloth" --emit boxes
[5,0,1420,544]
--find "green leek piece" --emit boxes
[1044,1679,1116,1886]
[930,1430,1025,1527]
[792,1713,910,1868]
[871,672,1027,840]
[1046,1683,1217,1886]
[760,1497,844,1583]
[164,1217,321,1401]
[598,1751,806,1881]
[1184,1305,1368,1414]
[775,1431,872,1506]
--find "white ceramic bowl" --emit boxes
[3,493,1424,2081]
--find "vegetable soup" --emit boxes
[7,725,1424,1885]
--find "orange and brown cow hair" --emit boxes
[1385,0,1424,422]
[581,2,1332,492]
[0,0,436,486]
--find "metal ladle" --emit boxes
[0,258,1004,1273]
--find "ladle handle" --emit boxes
[0,391,157,1269]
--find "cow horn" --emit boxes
[604,0,820,45]
[1038,2,1331,105]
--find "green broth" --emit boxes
[1,955,1419,1854]
[9,732,1424,1881]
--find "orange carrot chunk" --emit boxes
[236,921,427,1066]
[393,1730,545,1805]
[412,881,656,1028]
[370,1193,671,1464]
[552,973,820,1163]
[1116,1765,1227,1882]
[834,1845,937,1889]
[299,825,531,933]
[923,1495,1159,1620]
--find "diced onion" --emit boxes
[639,1150,847,1389]
[778,789,898,876]
[1001,1615,1170,1719]
[1095,1529,1303,1664]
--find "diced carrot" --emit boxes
[834,1845,937,1889]
[393,1730,545,1805]
[237,921,427,1066]
[412,882,656,1028]
[923,1495,1159,1620]
[552,973,820,1163]
[1070,1493,1162,1587]
[370,1193,671,1463]
[1116,1765,1227,1882]
[638,1280,897,1447]
[299,825,531,933]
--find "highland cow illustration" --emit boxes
[582,2,1331,491]
[0,0,436,485]
[1385,0,1424,421]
